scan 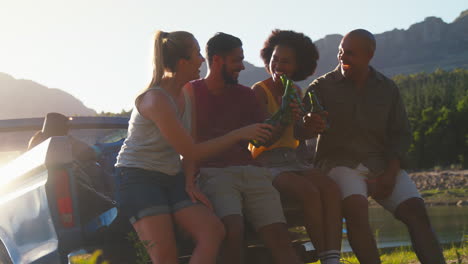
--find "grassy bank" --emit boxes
[369,187,468,207]
[337,241,467,264]
[71,240,467,264]
[420,188,468,205]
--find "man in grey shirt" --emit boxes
[296,29,445,264]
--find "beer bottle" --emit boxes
[308,90,330,133]
[250,110,283,147]
[250,75,300,147]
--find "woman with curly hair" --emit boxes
[250,29,343,264]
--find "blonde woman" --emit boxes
[115,30,272,264]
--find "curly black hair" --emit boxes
[260,29,319,81]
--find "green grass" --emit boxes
[337,242,467,264]
[69,250,109,264]
[421,188,468,203]
[421,188,468,197]
[69,241,467,264]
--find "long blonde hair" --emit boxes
[136,30,194,106]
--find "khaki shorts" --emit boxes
[198,165,286,230]
[328,163,422,213]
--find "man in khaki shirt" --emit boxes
[297,29,445,264]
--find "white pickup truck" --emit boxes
[0,116,131,264]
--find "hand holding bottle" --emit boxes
[308,90,330,133]
[251,75,302,147]
[234,123,273,143]
[303,112,327,135]
[289,100,305,122]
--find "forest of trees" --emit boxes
[395,68,468,169]
[98,109,131,117]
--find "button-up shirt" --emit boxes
[303,67,411,175]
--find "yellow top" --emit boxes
[249,81,299,159]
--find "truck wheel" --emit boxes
[0,242,13,264]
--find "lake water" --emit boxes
[301,206,467,252]
[342,205,468,251]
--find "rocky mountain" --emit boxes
[0,72,96,119]
[203,10,468,89]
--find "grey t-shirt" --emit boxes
[115,87,191,175]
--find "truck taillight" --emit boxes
[55,169,75,228]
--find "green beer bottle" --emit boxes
[250,108,284,148]
[280,75,306,114]
[250,75,302,147]
[308,90,330,133]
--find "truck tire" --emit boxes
[0,242,13,264]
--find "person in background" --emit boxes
[251,29,343,264]
[297,29,446,264]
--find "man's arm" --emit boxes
[372,82,411,200]
[371,159,400,200]
[385,82,412,165]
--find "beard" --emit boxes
[222,64,238,85]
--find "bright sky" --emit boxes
[0,0,466,113]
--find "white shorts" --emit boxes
[328,164,422,213]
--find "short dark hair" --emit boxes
[206,32,242,66]
[260,29,319,81]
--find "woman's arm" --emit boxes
[138,89,272,162]
[182,158,213,209]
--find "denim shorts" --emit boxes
[116,167,196,224]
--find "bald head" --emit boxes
[344,29,376,55]
[338,29,376,81]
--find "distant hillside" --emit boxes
[202,10,468,89]
[2,10,466,118]
[0,73,96,119]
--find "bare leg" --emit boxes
[394,197,446,264]
[304,169,343,252]
[258,222,302,264]
[132,214,178,264]
[273,171,325,253]
[343,194,381,264]
[174,204,225,264]
[219,215,245,264]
